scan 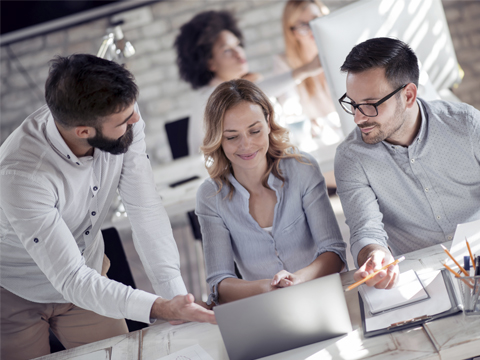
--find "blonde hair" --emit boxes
[282,0,329,98]
[201,79,305,198]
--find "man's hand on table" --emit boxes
[355,244,399,289]
[150,294,216,325]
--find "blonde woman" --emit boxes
[196,79,346,305]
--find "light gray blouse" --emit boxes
[196,152,347,304]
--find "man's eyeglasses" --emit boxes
[338,84,408,117]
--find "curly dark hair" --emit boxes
[174,10,244,89]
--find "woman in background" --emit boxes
[275,0,344,189]
[196,79,346,305]
[174,10,322,155]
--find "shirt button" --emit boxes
[411,159,415,163]
[447,236,453,240]
[425,188,429,192]
[436,215,441,220]
[85,230,90,235]
[76,162,80,165]
[93,186,98,191]
[67,155,71,159]
[146,154,150,159]
[91,211,96,216]
[33,238,39,243]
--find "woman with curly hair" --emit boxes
[174,10,322,155]
[195,79,346,305]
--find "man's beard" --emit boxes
[87,124,134,155]
[360,100,406,145]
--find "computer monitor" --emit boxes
[311,0,461,136]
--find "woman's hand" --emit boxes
[271,270,304,288]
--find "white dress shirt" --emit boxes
[0,104,187,324]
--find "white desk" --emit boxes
[35,241,480,360]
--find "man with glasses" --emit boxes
[334,37,480,290]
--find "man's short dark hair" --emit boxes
[340,37,419,89]
[45,54,138,128]
[174,10,243,90]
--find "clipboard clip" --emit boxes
[388,315,431,329]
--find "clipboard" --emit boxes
[359,269,461,338]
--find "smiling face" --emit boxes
[208,30,249,82]
[345,67,409,145]
[87,103,140,154]
[221,101,271,175]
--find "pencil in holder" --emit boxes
[455,276,480,315]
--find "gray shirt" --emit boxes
[335,99,480,267]
[196,152,347,304]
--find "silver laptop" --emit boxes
[214,273,352,360]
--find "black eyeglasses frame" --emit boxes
[338,84,408,117]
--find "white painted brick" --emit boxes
[9,36,44,56]
[1,91,35,110]
[142,20,170,37]
[68,19,108,43]
[239,7,274,27]
[243,27,258,44]
[152,0,202,18]
[147,97,173,114]
[67,41,96,56]
[162,64,180,80]
[16,48,63,70]
[111,7,154,31]
[160,31,178,50]
[226,0,256,13]
[7,71,30,90]
[138,84,163,102]
[135,68,165,86]
[0,110,23,127]
[126,56,152,74]
[246,39,274,58]
[133,38,163,55]
[123,28,144,42]
[150,49,176,65]
[46,31,67,48]
[259,21,283,39]
[170,12,197,33]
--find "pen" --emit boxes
[441,244,469,277]
[464,256,471,275]
[466,237,475,271]
[346,256,405,292]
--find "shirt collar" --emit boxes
[383,98,426,151]
[45,113,91,166]
[227,170,280,199]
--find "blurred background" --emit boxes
[1,0,479,162]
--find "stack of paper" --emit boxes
[359,269,429,315]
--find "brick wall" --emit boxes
[1,0,478,163]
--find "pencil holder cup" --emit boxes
[455,276,480,316]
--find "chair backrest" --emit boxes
[164,117,189,160]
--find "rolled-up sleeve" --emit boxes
[118,104,187,299]
[334,146,389,268]
[301,153,347,268]
[195,181,237,305]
